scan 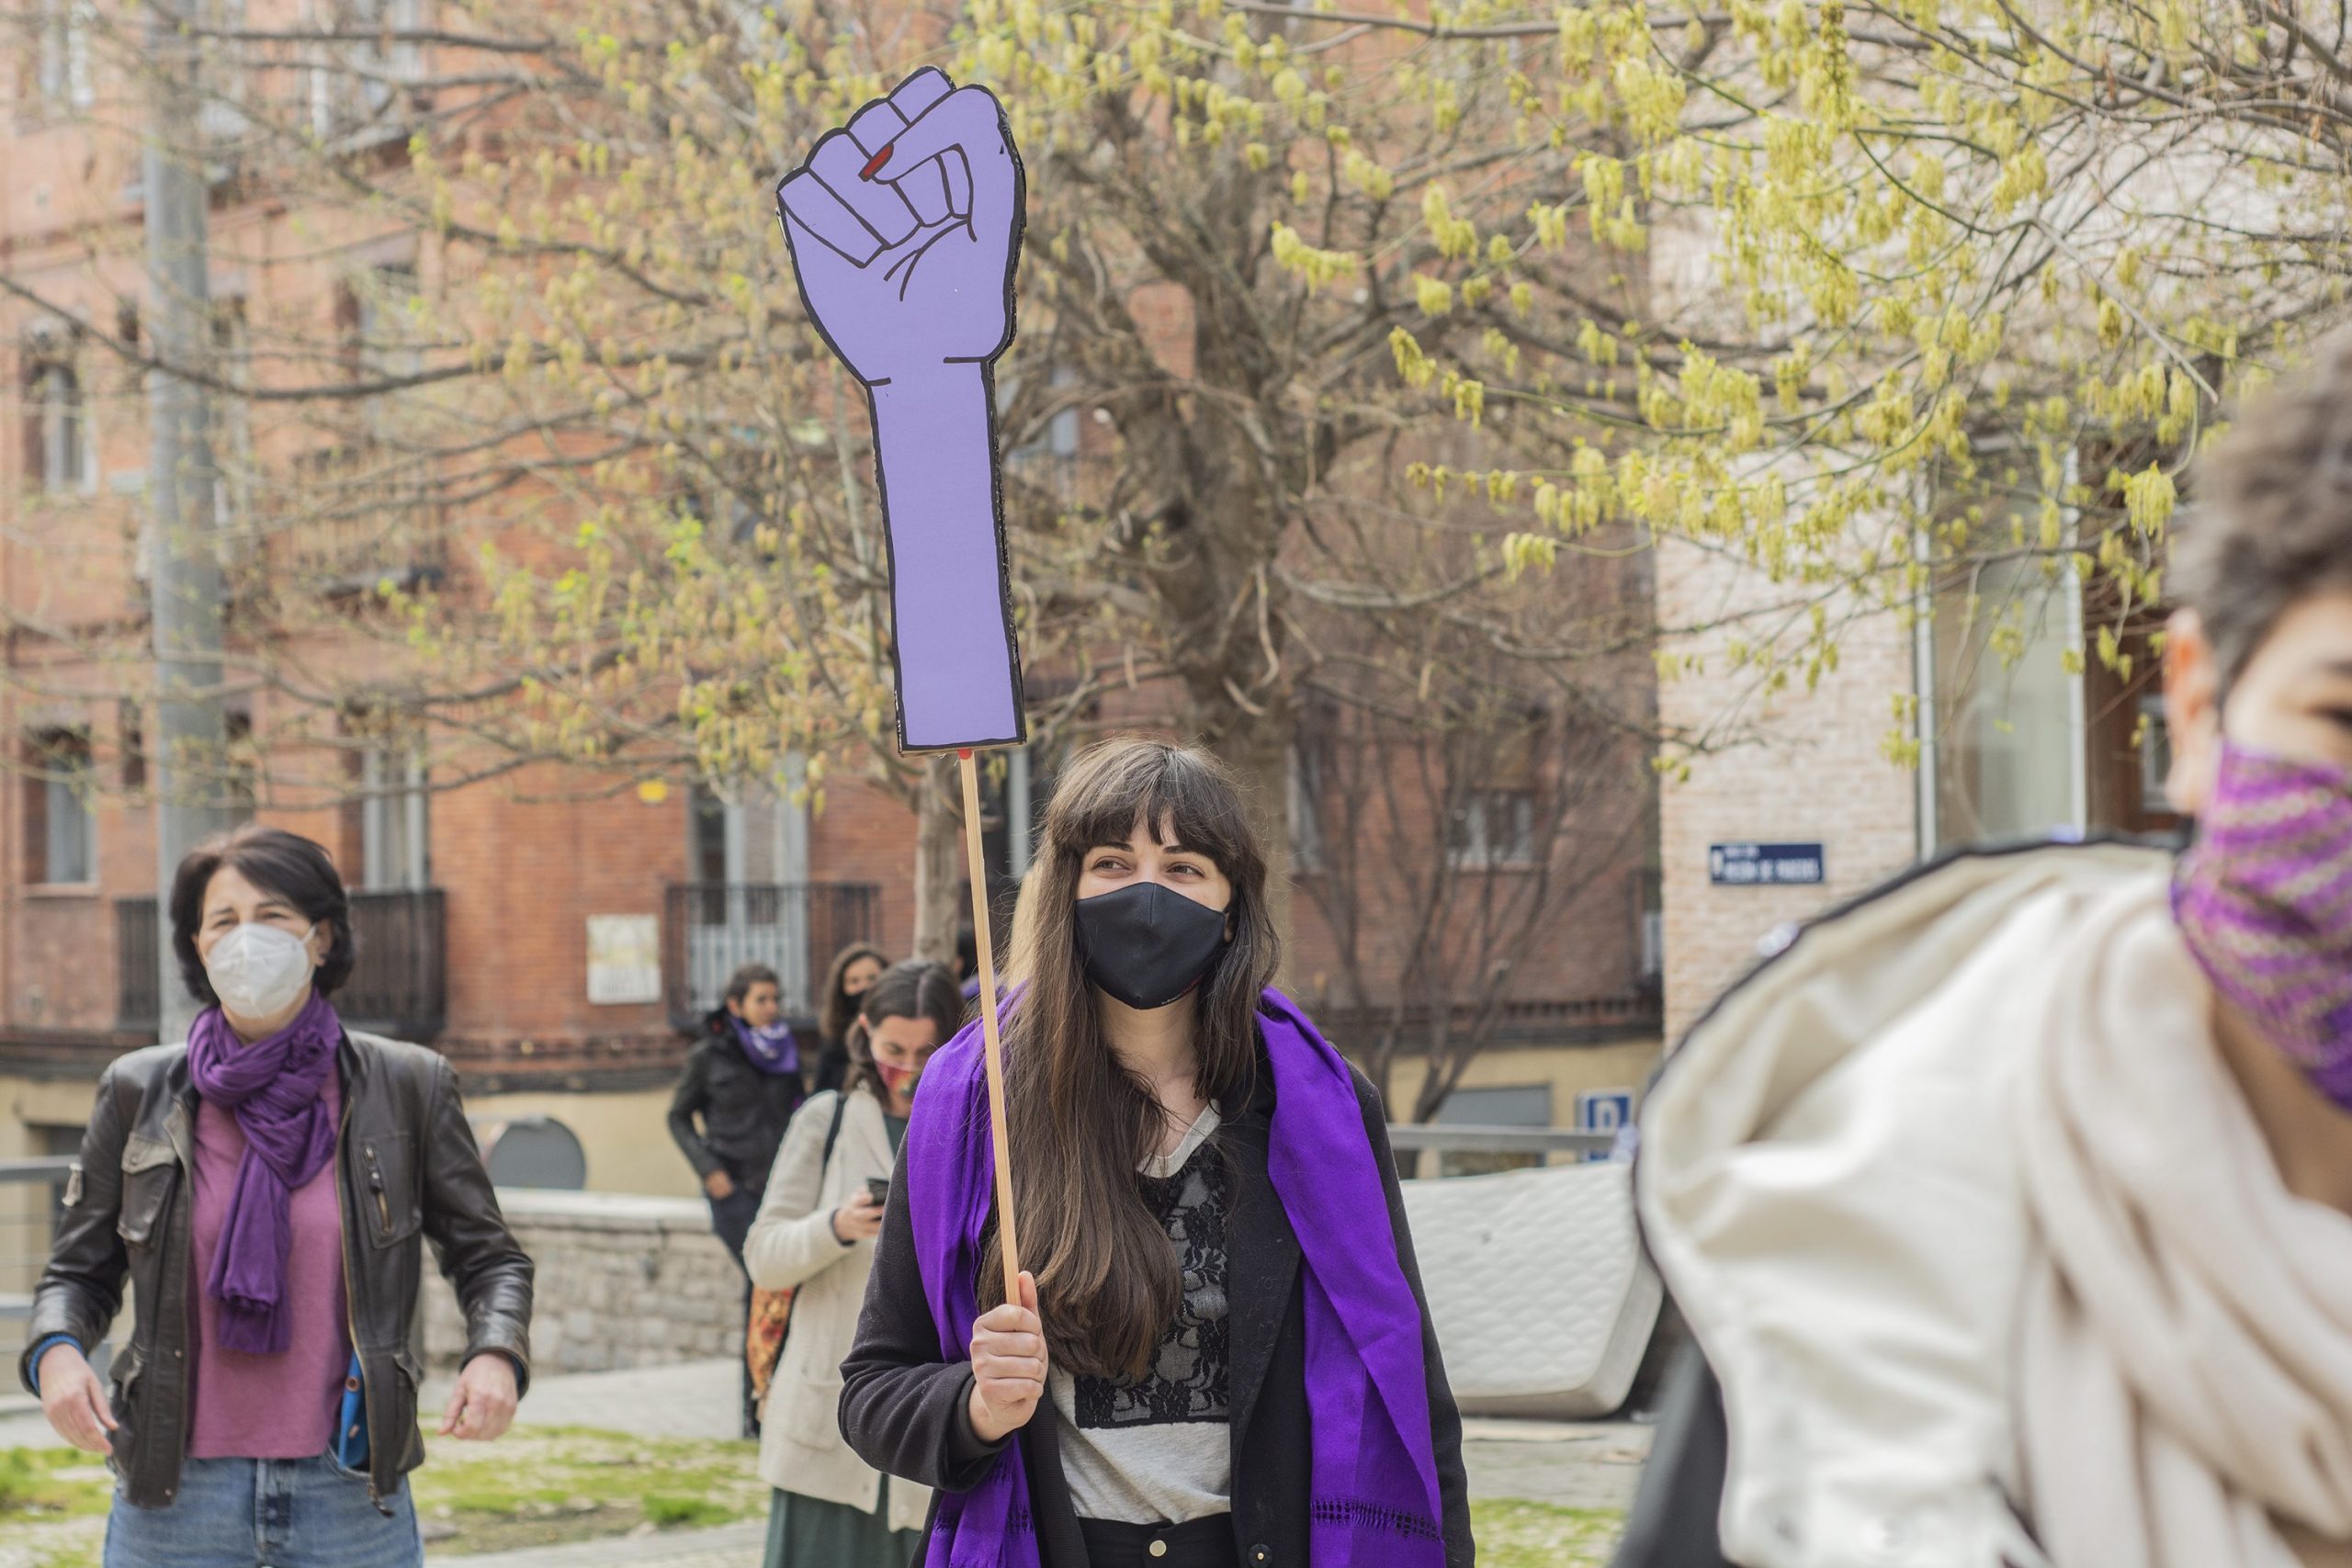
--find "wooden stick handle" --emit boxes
[957,749,1023,1303]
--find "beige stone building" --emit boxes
[1654,530,2175,1050]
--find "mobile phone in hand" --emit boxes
[865,1177,891,1208]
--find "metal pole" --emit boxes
[146,0,226,1044]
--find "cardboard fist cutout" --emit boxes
[775,68,1029,753]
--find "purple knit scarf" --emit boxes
[903,987,1445,1568]
[730,1014,801,1077]
[2172,741,2352,1104]
[186,991,342,1354]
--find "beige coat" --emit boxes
[1643,837,2352,1568]
[744,1089,931,1532]
[1637,842,2157,1568]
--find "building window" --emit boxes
[1431,1084,1554,1176]
[211,299,253,536]
[223,709,256,823]
[361,746,428,889]
[118,700,145,792]
[197,0,250,144]
[310,0,421,141]
[1636,868,1663,986]
[1286,744,1324,873]
[688,784,730,888]
[36,0,95,111]
[25,362,93,495]
[1002,367,1082,496]
[1448,787,1536,867]
[1929,550,2085,847]
[2136,694,2173,807]
[25,728,96,886]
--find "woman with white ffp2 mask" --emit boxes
[22,825,534,1568]
[203,912,322,1025]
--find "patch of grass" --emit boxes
[415,1424,767,1556]
[0,1449,111,1568]
[643,1494,735,1529]
[6,1432,1623,1568]
[0,1448,111,1520]
[1470,1498,1625,1568]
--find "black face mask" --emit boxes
[1074,882,1231,1010]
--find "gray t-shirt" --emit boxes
[1050,1105,1232,1525]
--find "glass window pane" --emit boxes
[44,777,90,883]
[1933,554,2081,844]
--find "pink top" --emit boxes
[187,1075,351,1460]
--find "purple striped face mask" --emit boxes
[2171,741,2352,1105]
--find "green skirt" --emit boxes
[763,1486,924,1568]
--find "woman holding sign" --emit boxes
[841,739,1473,1568]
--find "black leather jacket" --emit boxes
[17,1031,534,1510]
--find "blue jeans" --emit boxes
[104,1455,423,1568]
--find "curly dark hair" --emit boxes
[168,824,356,1009]
[2172,327,2352,688]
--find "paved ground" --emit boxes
[446,1521,770,1568]
[4,1359,1653,1563]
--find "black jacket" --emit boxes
[810,1034,853,1096]
[1610,1340,1738,1568]
[666,1018,807,1187]
[20,1032,535,1511]
[839,1057,1476,1568]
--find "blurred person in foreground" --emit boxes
[1615,333,2352,1568]
[23,825,531,1568]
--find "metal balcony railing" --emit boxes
[116,888,447,1042]
[662,882,883,1032]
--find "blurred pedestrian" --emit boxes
[811,942,888,1095]
[956,923,981,1002]
[841,739,1474,1568]
[668,962,808,1264]
[744,958,962,1568]
[669,961,807,1438]
[1617,333,2352,1568]
[22,825,532,1568]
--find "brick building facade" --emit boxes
[1652,532,2177,1051]
[0,18,1664,1206]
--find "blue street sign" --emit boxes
[1576,1089,1634,1163]
[1708,840,1826,886]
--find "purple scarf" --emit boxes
[904,987,1445,1567]
[730,1015,801,1077]
[186,992,342,1355]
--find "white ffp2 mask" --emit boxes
[204,921,318,1019]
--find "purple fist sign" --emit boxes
[775,68,1027,753]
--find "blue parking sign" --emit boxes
[1576,1089,1634,1163]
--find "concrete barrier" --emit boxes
[420,1189,741,1376]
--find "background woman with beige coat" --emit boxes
[745,958,961,1568]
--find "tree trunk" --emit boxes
[1223,698,1295,975]
[911,754,964,963]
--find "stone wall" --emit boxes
[420,1190,743,1375]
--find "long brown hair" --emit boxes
[819,942,889,1044]
[983,739,1279,1379]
